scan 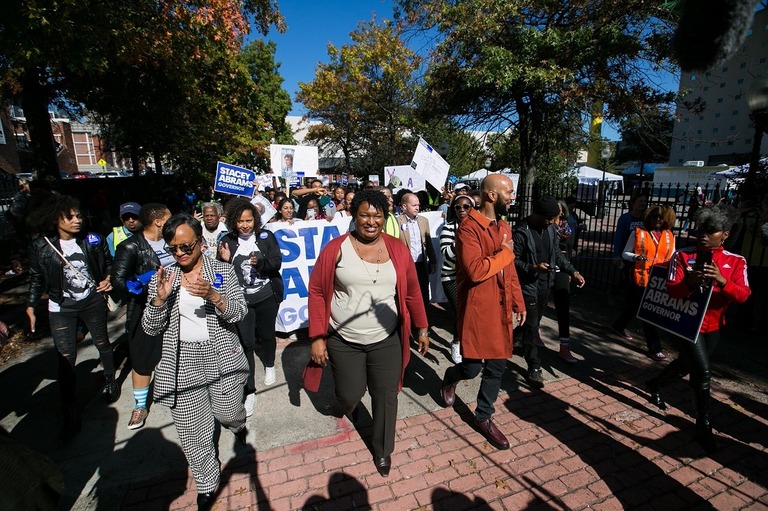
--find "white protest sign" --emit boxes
[270,144,319,178]
[411,137,450,191]
[384,165,426,191]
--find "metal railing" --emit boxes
[509,181,766,291]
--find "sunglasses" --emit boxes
[454,204,472,211]
[164,238,201,256]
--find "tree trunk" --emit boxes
[153,148,163,176]
[130,146,140,177]
[20,68,60,180]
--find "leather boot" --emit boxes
[693,388,719,453]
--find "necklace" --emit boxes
[353,236,382,284]
[181,271,199,288]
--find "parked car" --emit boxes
[69,171,93,179]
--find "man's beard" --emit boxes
[494,196,508,217]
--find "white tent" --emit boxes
[573,165,623,184]
[464,168,495,180]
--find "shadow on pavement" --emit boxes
[301,472,371,510]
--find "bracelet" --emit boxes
[212,294,225,308]
[418,333,430,338]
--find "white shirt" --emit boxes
[202,223,228,258]
[178,286,208,342]
[403,215,423,263]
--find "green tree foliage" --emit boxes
[0,0,285,180]
[616,109,674,164]
[396,0,677,187]
[296,20,422,177]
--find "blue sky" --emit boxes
[266,0,396,117]
[264,0,678,142]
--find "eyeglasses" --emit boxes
[454,204,472,211]
[164,238,200,256]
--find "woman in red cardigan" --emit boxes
[306,189,430,477]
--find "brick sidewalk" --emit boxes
[118,361,768,511]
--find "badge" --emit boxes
[259,231,269,240]
[86,233,101,245]
[213,273,224,289]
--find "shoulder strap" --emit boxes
[43,237,97,287]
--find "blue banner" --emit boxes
[214,161,256,198]
[637,265,713,343]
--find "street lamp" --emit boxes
[598,145,612,217]
[745,76,768,199]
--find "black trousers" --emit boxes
[516,287,549,371]
[326,330,401,458]
[552,272,571,339]
[443,358,507,421]
[612,283,662,353]
[49,292,114,405]
[656,331,720,394]
[416,261,430,305]
[237,296,279,394]
[442,279,458,341]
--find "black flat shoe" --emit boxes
[197,491,215,511]
[234,427,248,445]
[646,379,667,410]
[375,456,391,477]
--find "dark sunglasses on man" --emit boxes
[164,238,201,256]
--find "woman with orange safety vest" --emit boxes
[611,205,676,360]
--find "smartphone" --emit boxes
[694,250,712,271]
[307,208,316,219]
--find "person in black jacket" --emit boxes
[218,198,283,417]
[513,196,586,388]
[112,203,172,430]
[26,195,119,440]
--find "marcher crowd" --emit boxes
[21,174,752,510]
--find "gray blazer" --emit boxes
[142,256,248,408]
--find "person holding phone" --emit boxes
[513,196,585,388]
[647,205,750,453]
[611,205,676,360]
[142,213,248,509]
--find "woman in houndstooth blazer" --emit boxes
[142,214,248,510]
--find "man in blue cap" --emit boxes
[106,202,142,256]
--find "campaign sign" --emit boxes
[264,217,351,332]
[637,265,713,343]
[214,162,256,198]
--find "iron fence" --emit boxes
[509,180,767,292]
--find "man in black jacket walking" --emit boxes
[513,196,585,388]
[112,203,172,430]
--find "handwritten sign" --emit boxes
[384,165,426,191]
[411,137,450,191]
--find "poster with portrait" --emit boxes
[270,144,319,178]
[250,194,277,223]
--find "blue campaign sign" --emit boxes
[288,171,305,188]
[214,161,256,198]
[637,265,713,343]
[341,172,348,186]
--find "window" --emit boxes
[722,66,728,72]
[727,141,734,145]
[720,83,726,88]
[733,110,739,115]
[738,78,744,84]
[680,145,686,150]
[713,127,719,133]
[690,74,696,81]
[730,125,736,131]
[717,98,724,103]
[741,62,747,68]
[704,86,709,91]
[735,94,742,100]
[695,143,701,148]
[697,129,703,134]
[699,115,705,120]
[761,57,767,64]
[748,122,754,129]
[715,113,721,118]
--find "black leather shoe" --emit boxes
[474,417,510,450]
[104,374,121,403]
[646,379,667,410]
[527,368,545,389]
[375,456,391,477]
[197,491,215,511]
[440,371,458,407]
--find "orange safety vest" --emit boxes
[632,228,674,287]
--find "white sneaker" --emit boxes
[264,366,276,386]
[450,343,462,364]
[244,393,256,417]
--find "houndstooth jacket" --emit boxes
[142,256,248,408]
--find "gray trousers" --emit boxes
[170,340,246,493]
[327,330,401,458]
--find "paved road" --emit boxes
[1,281,766,510]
